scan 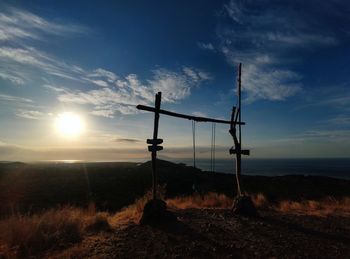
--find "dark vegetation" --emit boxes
[1,159,350,216]
[1,160,350,258]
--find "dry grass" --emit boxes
[1,190,349,258]
[251,193,268,207]
[167,192,232,209]
[167,192,268,209]
[0,205,111,258]
[110,193,151,226]
[110,191,232,226]
[277,197,350,216]
[167,192,350,218]
[110,185,167,226]
[111,191,233,226]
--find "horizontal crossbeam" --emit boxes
[148,145,163,152]
[229,147,250,156]
[137,105,245,125]
[147,139,163,145]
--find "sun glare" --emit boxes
[55,112,85,138]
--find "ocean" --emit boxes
[37,158,350,180]
[172,158,350,180]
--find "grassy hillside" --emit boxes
[1,159,350,215]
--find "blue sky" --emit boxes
[0,0,349,161]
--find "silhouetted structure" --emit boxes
[229,63,249,195]
[137,63,257,220]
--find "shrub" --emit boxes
[0,206,111,257]
[277,197,350,216]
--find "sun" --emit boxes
[55,112,85,138]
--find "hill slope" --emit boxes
[52,207,350,258]
[1,159,350,215]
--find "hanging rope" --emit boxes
[192,120,196,168]
[210,125,213,172]
[213,123,216,172]
[210,123,216,172]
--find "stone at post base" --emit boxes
[232,195,258,217]
[140,198,177,225]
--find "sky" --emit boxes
[0,0,349,161]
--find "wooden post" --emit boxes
[236,63,242,196]
[151,92,162,200]
[192,121,196,168]
[229,63,249,196]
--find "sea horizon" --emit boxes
[2,157,349,180]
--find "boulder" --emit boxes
[232,195,258,217]
[140,199,177,225]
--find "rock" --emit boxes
[140,199,177,225]
[232,195,258,217]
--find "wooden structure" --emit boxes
[146,92,163,200]
[229,63,250,195]
[137,63,249,201]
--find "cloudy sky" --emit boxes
[0,0,349,161]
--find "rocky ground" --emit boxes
[51,208,350,259]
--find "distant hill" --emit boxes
[1,159,350,215]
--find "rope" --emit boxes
[210,124,213,172]
[192,120,196,168]
[213,123,216,172]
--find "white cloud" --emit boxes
[88,68,118,83]
[323,115,350,126]
[0,93,42,113]
[0,6,211,118]
[266,33,337,46]
[197,42,215,50]
[192,111,207,117]
[16,110,45,120]
[219,0,347,102]
[0,7,88,42]
[0,94,32,103]
[241,64,301,102]
[0,71,25,85]
[91,109,115,118]
[297,86,350,110]
[0,46,121,89]
[303,130,350,142]
[150,69,191,102]
[0,7,90,86]
[85,78,109,87]
[182,67,212,83]
[57,67,211,116]
[322,95,350,107]
[43,84,67,92]
[0,46,90,84]
[0,47,43,66]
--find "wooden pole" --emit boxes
[213,123,216,172]
[236,63,242,196]
[211,123,213,172]
[238,63,242,148]
[151,92,161,200]
[192,121,196,168]
[137,105,245,125]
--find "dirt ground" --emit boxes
[51,208,350,259]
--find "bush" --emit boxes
[0,206,111,257]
